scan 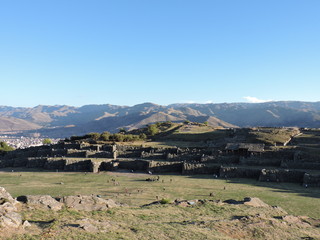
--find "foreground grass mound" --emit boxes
[2,193,320,240]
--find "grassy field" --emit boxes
[247,127,300,145]
[1,170,320,239]
[1,169,320,218]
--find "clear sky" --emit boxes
[1,0,319,107]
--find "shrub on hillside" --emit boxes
[147,124,159,136]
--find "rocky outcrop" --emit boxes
[14,193,120,213]
[66,218,112,233]
[16,195,63,211]
[0,187,22,228]
[61,195,119,211]
[242,197,270,207]
[223,197,270,208]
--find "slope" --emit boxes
[0,116,41,131]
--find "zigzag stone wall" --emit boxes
[1,140,320,187]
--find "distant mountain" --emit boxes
[169,101,320,127]
[1,101,320,137]
[0,116,41,131]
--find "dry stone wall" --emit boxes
[1,140,320,187]
[148,161,183,173]
[259,169,305,183]
[182,163,220,175]
[219,166,261,179]
[303,173,320,187]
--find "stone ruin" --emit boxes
[1,136,320,187]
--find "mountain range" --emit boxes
[1,101,320,137]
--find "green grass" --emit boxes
[1,170,320,218]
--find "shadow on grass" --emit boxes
[28,219,56,228]
[0,167,87,173]
[184,174,320,199]
[229,178,320,199]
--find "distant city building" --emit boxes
[0,136,60,149]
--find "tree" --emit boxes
[119,128,127,134]
[147,124,159,136]
[101,131,111,141]
[0,141,14,152]
[112,133,125,142]
[42,138,52,145]
[86,132,101,141]
[203,121,209,126]
[139,133,147,140]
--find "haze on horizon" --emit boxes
[1,0,319,108]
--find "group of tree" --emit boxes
[147,121,174,136]
[69,131,147,143]
[100,132,147,142]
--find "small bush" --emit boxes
[160,198,171,204]
[42,138,52,145]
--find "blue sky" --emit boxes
[0,0,319,107]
